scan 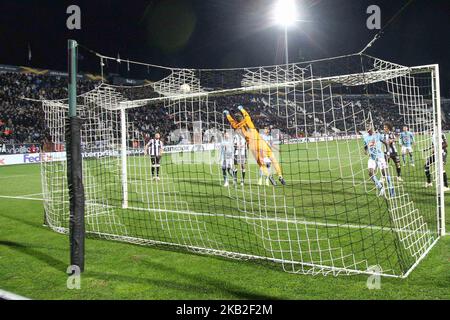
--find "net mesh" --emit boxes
[41,54,442,277]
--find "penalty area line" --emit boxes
[19,193,44,197]
[0,195,43,201]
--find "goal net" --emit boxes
[41,53,445,277]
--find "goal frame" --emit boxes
[40,49,446,278]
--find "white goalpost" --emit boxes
[121,107,129,209]
[40,52,445,278]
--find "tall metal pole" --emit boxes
[67,39,85,272]
[284,25,289,65]
[69,40,78,117]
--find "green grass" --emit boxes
[0,138,449,300]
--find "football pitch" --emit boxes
[1,139,450,300]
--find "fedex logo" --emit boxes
[23,154,53,163]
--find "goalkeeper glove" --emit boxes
[223,110,230,115]
[238,105,244,111]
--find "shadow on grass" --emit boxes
[86,258,282,300]
[145,259,283,299]
[0,209,46,231]
[0,240,67,273]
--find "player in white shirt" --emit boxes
[220,131,235,187]
[259,127,274,186]
[233,133,247,186]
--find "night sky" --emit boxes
[0,0,449,95]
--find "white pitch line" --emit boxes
[0,289,30,300]
[0,195,43,201]
[19,193,43,197]
[0,174,32,180]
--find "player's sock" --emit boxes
[151,167,155,177]
[410,154,414,165]
[227,168,235,183]
[425,165,431,184]
[444,172,448,188]
[233,169,238,182]
[268,175,277,186]
[386,176,395,196]
[371,176,382,190]
[242,169,246,181]
[222,168,227,183]
[156,167,160,177]
[402,154,406,165]
[396,165,401,177]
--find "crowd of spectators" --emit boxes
[0,72,98,145]
[1,70,450,148]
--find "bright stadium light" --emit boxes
[272,0,299,65]
[273,0,298,27]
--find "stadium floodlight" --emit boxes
[273,0,298,27]
[272,0,299,64]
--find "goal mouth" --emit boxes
[40,51,444,278]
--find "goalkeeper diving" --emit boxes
[224,106,286,186]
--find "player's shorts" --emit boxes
[151,156,161,167]
[234,153,247,165]
[401,146,413,154]
[386,151,400,163]
[256,143,273,163]
[426,151,447,168]
[222,158,233,169]
[368,157,387,170]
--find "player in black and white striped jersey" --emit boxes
[144,133,164,181]
[425,133,449,191]
[383,121,402,181]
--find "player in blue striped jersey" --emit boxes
[363,125,394,197]
[399,126,415,166]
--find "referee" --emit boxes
[145,133,164,181]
